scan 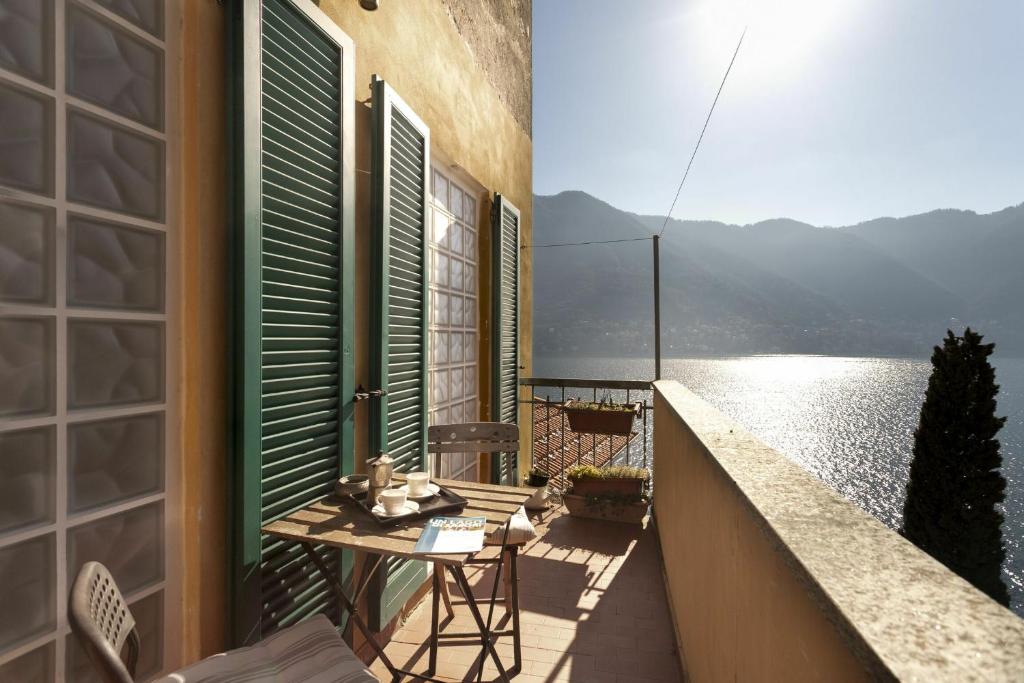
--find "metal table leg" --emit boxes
[509,547,522,672]
[299,544,400,676]
[428,563,440,675]
[446,564,512,682]
[303,543,499,682]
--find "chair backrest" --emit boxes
[428,422,520,484]
[427,422,519,454]
[68,561,140,683]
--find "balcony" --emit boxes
[370,378,1024,681]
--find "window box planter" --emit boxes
[566,465,649,494]
[562,399,640,436]
[570,475,644,497]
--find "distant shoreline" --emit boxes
[534,351,1024,362]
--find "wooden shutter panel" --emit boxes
[230,0,356,645]
[491,194,521,485]
[369,76,431,630]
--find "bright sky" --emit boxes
[533,0,1024,226]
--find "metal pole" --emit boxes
[653,234,662,381]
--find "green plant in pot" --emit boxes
[525,468,550,488]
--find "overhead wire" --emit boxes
[658,26,746,237]
[522,25,747,250]
[522,236,652,250]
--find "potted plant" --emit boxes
[562,398,641,436]
[564,465,650,524]
[526,468,550,488]
[566,465,647,496]
[523,468,551,510]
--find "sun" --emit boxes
[684,0,859,87]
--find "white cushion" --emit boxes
[156,614,378,683]
[484,506,537,546]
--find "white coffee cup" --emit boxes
[406,471,430,496]
[377,488,407,515]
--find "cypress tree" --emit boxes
[901,328,1009,606]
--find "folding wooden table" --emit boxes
[262,475,532,682]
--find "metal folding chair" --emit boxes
[426,423,524,678]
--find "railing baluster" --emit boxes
[626,388,632,467]
[532,393,540,483]
[518,377,655,498]
[560,386,566,493]
[643,398,650,471]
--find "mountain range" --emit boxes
[532,191,1024,358]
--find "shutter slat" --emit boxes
[370,80,431,630]
[254,0,345,635]
[491,195,520,485]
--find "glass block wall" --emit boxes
[0,1,172,680]
[428,167,480,482]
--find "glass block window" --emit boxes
[0,201,54,305]
[0,534,56,652]
[0,2,172,678]
[0,0,53,84]
[68,215,165,311]
[428,167,480,482]
[0,81,54,196]
[0,642,54,682]
[0,427,56,534]
[67,4,163,129]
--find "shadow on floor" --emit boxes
[371,506,681,682]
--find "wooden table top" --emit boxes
[261,474,532,565]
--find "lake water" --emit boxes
[533,354,1024,616]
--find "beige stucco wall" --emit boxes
[653,380,1024,682]
[178,0,228,663]
[176,0,532,661]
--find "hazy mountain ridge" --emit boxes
[534,191,1024,357]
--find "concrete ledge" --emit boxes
[653,380,1024,682]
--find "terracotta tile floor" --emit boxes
[369,506,682,682]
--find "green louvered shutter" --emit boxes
[368,77,431,630]
[229,0,356,646]
[491,194,521,485]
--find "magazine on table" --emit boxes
[414,516,486,555]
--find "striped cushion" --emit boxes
[156,615,377,683]
[484,506,537,546]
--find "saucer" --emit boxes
[396,482,441,501]
[371,500,420,518]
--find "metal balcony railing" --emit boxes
[519,377,654,494]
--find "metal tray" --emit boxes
[347,484,469,527]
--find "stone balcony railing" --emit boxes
[652,380,1024,681]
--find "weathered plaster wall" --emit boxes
[653,380,1024,682]
[440,0,532,136]
[317,0,534,478]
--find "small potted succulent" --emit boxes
[523,467,551,510]
[526,468,550,488]
[562,398,641,436]
[564,464,650,524]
